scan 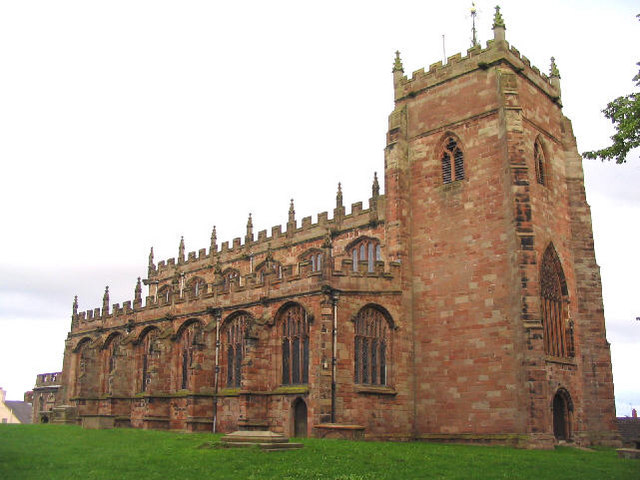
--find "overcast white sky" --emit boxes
[1,1,638,417]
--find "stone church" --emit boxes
[56,8,620,447]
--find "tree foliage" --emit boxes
[583,17,639,164]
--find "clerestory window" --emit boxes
[349,238,381,273]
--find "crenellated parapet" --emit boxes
[393,7,561,106]
[69,176,397,334]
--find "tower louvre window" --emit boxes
[442,136,464,184]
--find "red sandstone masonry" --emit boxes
[56,10,618,447]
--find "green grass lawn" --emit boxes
[0,425,637,480]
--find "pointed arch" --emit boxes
[346,237,382,273]
[176,319,203,391]
[186,276,207,298]
[353,304,394,386]
[552,388,574,441]
[540,243,573,357]
[534,136,547,186]
[221,311,252,388]
[440,133,465,184]
[299,248,324,273]
[276,302,310,385]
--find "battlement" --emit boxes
[71,179,390,330]
[71,257,400,330]
[151,193,385,276]
[35,372,62,387]
[394,12,561,105]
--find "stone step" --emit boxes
[259,442,304,451]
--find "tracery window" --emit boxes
[280,304,309,385]
[354,306,390,385]
[534,138,546,186]
[349,238,381,273]
[178,322,202,390]
[441,135,465,184]
[140,329,159,392]
[540,245,573,358]
[224,314,248,388]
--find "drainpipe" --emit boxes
[331,290,339,423]
[212,308,221,433]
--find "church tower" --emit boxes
[384,7,618,446]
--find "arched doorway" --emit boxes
[552,389,572,441]
[293,398,307,438]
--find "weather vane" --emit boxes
[470,2,479,48]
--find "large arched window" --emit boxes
[177,322,202,390]
[74,338,93,398]
[139,328,159,393]
[223,313,248,388]
[534,138,546,186]
[441,135,464,184]
[540,245,573,358]
[354,306,391,385]
[280,304,309,385]
[348,237,381,273]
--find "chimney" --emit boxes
[633,408,637,418]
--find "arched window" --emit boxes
[187,277,206,298]
[301,249,323,273]
[74,338,93,398]
[178,322,202,390]
[158,285,172,305]
[224,314,248,388]
[354,306,391,385]
[103,333,122,395]
[139,329,159,392]
[441,135,464,184]
[280,304,309,385]
[222,269,240,289]
[256,260,283,282]
[540,245,573,358]
[348,238,381,273]
[534,138,546,185]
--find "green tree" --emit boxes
[583,16,639,164]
